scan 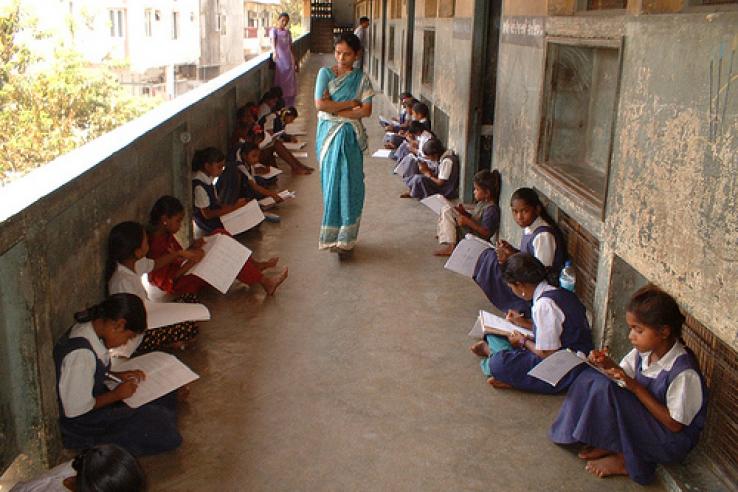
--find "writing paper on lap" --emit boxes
[527,349,627,387]
[444,234,494,278]
[188,234,252,293]
[372,149,392,158]
[420,194,450,215]
[221,200,265,235]
[111,352,199,408]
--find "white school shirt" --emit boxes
[57,322,110,418]
[193,170,215,209]
[108,258,154,302]
[10,460,75,491]
[620,342,704,426]
[437,156,454,181]
[257,103,272,120]
[530,281,566,351]
[524,216,556,267]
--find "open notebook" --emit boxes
[468,310,535,339]
[110,352,199,408]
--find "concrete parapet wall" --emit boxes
[0,34,310,473]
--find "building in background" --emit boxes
[198,0,245,79]
[243,0,280,60]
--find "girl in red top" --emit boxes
[147,195,288,296]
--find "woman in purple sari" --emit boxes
[270,13,298,107]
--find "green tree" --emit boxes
[0,2,158,185]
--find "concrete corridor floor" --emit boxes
[141,54,661,492]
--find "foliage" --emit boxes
[269,0,304,37]
[0,2,158,185]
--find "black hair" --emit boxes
[627,285,686,340]
[239,141,260,161]
[236,102,256,121]
[281,106,298,119]
[422,138,446,157]
[278,12,289,20]
[74,294,147,334]
[72,444,146,492]
[510,187,560,233]
[501,253,547,286]
[412,102,430,118]
[407,120,426,135]
[473,169,501,205]
[105,221,145,283]
[149,195,184,226]
[335,32,362,53]
[260,89,278,104]
[359,16,370,23]
[399,92,412,100]
[191,147,225,172]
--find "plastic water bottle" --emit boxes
[560,260,576,292]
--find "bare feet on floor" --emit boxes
[486,377,512,389]
[470,341,491,357]
[434,244,455,256]
[254,256,279,271]
[585,453,628,479]
[578,446,613,460]
[400,191,412,198]
[261,267,288,296]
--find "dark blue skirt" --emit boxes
[473,249,531,316]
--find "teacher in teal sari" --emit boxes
[314,33,374,256]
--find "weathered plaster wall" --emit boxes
[492,10,738,351]
[0,38,310,472]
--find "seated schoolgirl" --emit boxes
[191,148,288,295]
[381,92,413,133]
[54,294,182,456]
[217,142,287,204]
[257,89,279,121]
[384,100,428,150]
[400,139,459,200]
[271,106,299,142]
[473,187,566,316]
[549,286,706,485]
[392,120,434,163]
[11,443,145,492]
[230,102,259,148]
[148,194,284,296]
[470,253,593,392]
[107,221,200,352]
[434,169,501,256]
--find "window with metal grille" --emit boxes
[109,9,125,38]
[584,0,627,9]
[421,30,435,86]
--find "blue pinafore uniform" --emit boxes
[193,178,224,234]
[482,287,593,394]
[549,349,707,484]
[473,223,565,317]
[54,329,182,456]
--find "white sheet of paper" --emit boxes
[420,194,450,215]
[290,151,308,159]
[379,115,392,126]
[188,234,252,293]
[111,352,199,408]
[444,234,494,278]
[468,316,484,338]
[145,301,210,329]
[527,350,586,386]
[372,149,393,158]
[254,165,283,179]
[283,142,306,150]
[221,199,265,235]
[258,190,296,207]
[480,310,535,339]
